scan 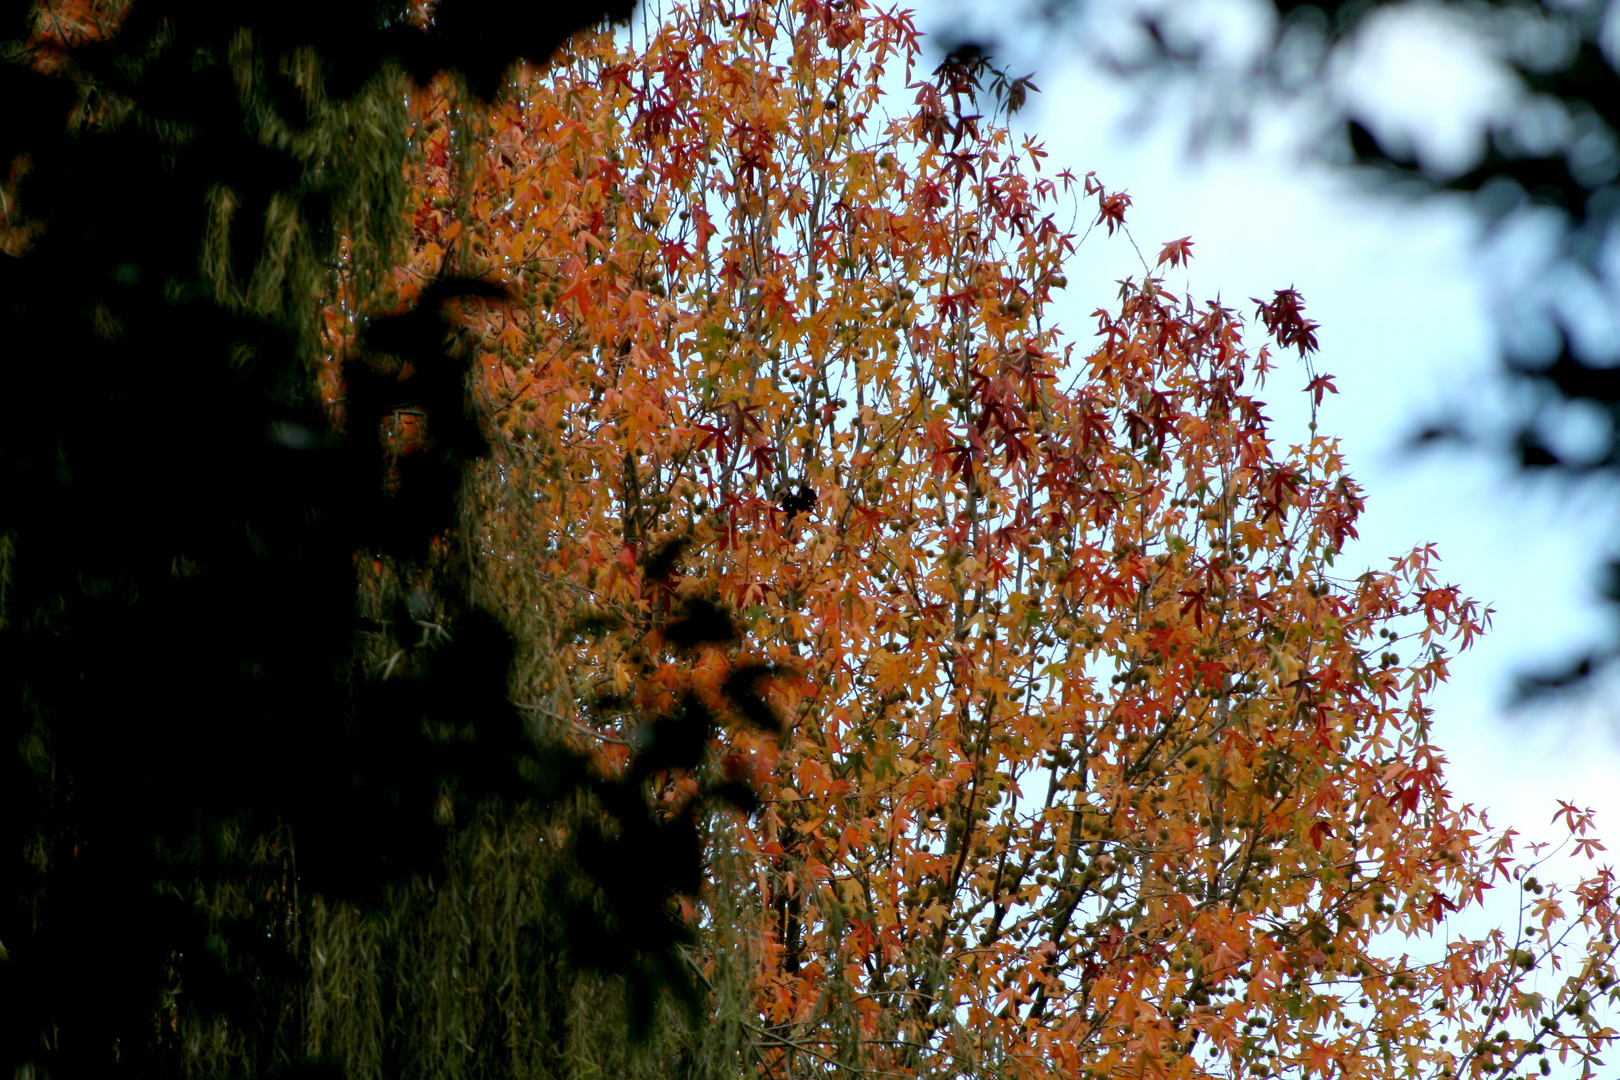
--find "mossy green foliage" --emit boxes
[145,805,762,1080]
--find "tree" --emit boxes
[0,1,735,1076]
[372,3,1620,1078]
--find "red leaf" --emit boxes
[1096,190,1131,236]
[1252,288,1320,357]
[1156,236,1194,269]
[1305,374,1338,407]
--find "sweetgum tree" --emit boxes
[338,2,1620,1078]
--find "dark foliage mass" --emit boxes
[0,1,768,1075]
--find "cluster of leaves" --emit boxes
[360,1,1620,1078]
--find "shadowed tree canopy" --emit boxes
[0,1,786,1076]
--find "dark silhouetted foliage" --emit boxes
[0,1,771,1076]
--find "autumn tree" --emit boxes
[357,2,1620,1078]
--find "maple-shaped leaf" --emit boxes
[1305,373,1339,406]
[1156,236,1194,269]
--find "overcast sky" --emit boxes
[912,0,1620,958]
